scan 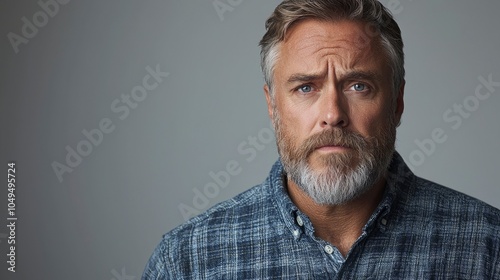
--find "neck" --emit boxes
[287,175,386,257]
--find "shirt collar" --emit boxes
[268,151,415,239]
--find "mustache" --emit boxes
[298,128,368,157]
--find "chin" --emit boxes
[310,151,360,171]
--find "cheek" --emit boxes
[349,102,391,136]
[280,102,318,137]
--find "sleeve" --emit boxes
[142,239,172,280]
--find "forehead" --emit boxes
[276,19,390,79]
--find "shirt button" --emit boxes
[296,216,304,227]
[324,245,334,254]
[381,218,388,226]
[293,229,300,237]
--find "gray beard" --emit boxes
[272,102,396,206]
[286,150,392,205]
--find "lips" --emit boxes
[313,144,352,156]
[315,143,350,150]
[298,128,364,158]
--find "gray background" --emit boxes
[1,0,499,279]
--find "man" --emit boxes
[143,0,500,278]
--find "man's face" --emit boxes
[265,19,404,205]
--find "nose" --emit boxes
[319,88,349,128]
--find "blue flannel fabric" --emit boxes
[143,152,500,279]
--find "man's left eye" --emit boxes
[352,83,367,91]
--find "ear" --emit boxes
[264,84,274,121]
[394,80,405,126]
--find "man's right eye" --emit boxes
[297,84,314,94]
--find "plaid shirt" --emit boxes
[143,152,500,279]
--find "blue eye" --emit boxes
[298,85,313,93]
[353,83,366,91]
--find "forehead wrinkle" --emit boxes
[318,46,374,78]
[286,35,342,61]
[277,20,389,86]
[294,33,379,68]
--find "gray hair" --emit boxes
[259,0,405,99]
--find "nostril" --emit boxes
[322,118,347,127]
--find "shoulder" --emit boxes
[144,182,282,277]
[143,161,289,278]
[143,182,273,279]
[388,153,499,221]
[395,174,500,238]
[412,176,499,219]
[390,175,500,276]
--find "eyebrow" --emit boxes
[286,72,326,85]
[286,70,380,85]
[340,70,379,82]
